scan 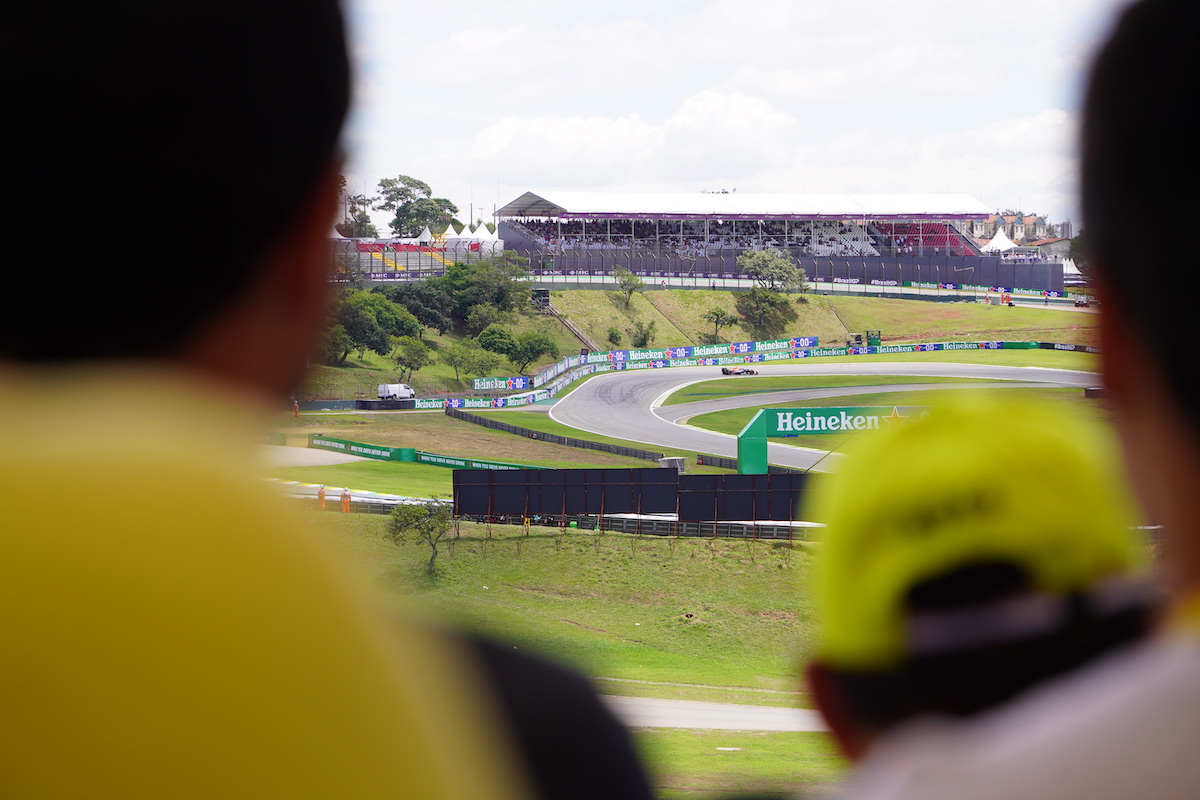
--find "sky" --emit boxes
[340,0,1133,234]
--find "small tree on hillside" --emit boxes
[735,287,796,338]
[629,320,656,348]
[737,249,808,293]
[507,331,559,373]
[477,324,516,357]
[440,337,499,382]
[613,267,644,307]
[703,308,739,341]
[391,335,431,381]
[388,499,453,574]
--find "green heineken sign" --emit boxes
[736,406,925,474]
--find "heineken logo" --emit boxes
[769,406,923,435]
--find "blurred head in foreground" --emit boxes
[4,2,349,398]
[804,395,1154,759]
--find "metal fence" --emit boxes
[457,513,814,540]
[695,454,802,474]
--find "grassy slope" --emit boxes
[553,290,1098,350]
[317,514,838,796]
[303,290,1097,400]
[319,514,818,693]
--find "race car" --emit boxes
[721,366,758,376]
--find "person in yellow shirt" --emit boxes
[0,4,536,798]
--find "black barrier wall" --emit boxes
[454,468,679,517]
[454,468,811,522]
[677,473,811,522]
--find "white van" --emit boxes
[377,383,415,400]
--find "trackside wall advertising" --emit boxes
[393,338,1090,411]
[309,434,541,470]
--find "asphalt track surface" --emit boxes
[550,361,1100,471]
[601,696,826,731]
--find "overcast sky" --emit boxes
[340,0,1132,234]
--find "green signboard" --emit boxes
[736,406,926,474]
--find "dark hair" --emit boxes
[828,563,1151,732]
[1082,0,1200,424]
[4,2,350,362]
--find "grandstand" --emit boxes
[330,190,1066,293]
[495,191,1065,293]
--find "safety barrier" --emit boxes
[307,434,543,471]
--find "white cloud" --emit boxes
[343,0,1131,229]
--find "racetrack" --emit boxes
[550,362,1100,471]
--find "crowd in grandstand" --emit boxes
[507,218,987,258]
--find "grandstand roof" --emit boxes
[497,191,990,221]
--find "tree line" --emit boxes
[321,254,558,380]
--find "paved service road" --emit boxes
[601,695,827,731]
[551,362,1099,471]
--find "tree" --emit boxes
[629,320,656,348]
[735,287,797,337]
[320,323,353,365]
[703,308,739,341]
[335,180,379,237]
[606,327,623,347]
[440,337,500,381]
[391,336,431,381]
[463,255,532,315]
[613,268,644,307]
[477,324,517,357]
[737,249,808,293]
[506,332,559,373]
[375,175,458,238]
[335,208,378,239]
[375,283,454,337]
[1069,229,1089,274]
[387,499,453,575]
[346,290,422,339]
[464,304,504,336]
[326,298,389,364]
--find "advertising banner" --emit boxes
[765,406,926,436]
[415,452,541,470]
[472,376,529,391]
[309,435,406,461]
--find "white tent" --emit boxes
[981,228,1018,252]
[1063,257,1083,275]
[416,226,433,245]
[445,221,503,254]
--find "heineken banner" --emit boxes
[766,407,927,436]
[736,406,927,474]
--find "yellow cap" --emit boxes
[808,393,1145,671]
